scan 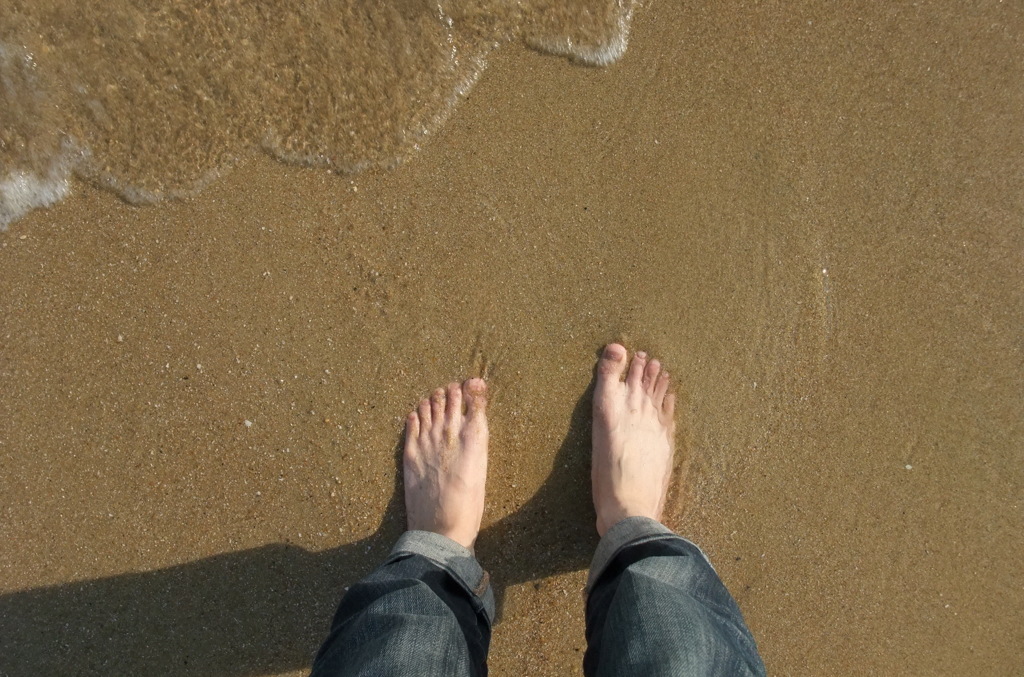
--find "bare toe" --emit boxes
[662,392,676,422]
[417,398,432,431]
[597,343,628,380]
[653,370,670,407]
[643,359,662,393]
[595,344,627,415]
[429,388,445,432]
[406,411,420,443]
[627,351,647,389]
[446,382,463,423]
[464,378,488,418]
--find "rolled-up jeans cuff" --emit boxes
[388,530,496,622]
[586,516,713,592]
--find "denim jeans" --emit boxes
[310,517,765,676]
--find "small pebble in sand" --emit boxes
[117,334,124,342]
[244,420,253,428]
[905,464,913,470]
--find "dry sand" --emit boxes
[1,2,1022,675]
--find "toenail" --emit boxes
[636,351,647,359]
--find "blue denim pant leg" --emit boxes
[584,517,766,677]
[310,531,495,677]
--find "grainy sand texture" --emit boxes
[1,1,1022,675]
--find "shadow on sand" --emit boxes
[0,382,599,676]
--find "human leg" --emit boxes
[584,345,765,676]
[584,518,764,676]
[311,380,493,677]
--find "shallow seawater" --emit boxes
[0,0,639,229]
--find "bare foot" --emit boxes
[403,378,489,550]
[592,343,676,537]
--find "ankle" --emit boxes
[596,506,660,538]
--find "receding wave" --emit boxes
[0,0,640,230]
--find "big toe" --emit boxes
[597,343,628,381]
[463,378,488,418]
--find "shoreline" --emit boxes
[1,2,1022,675]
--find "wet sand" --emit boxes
[1,2,1022,675]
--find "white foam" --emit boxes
[0,2,641,229]
[0,166,71,231]
[0,41,73,230]
[525,0,636,66]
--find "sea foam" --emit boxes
[0,166,71,231]
[525,0,636,66]
[0,0,639,231]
